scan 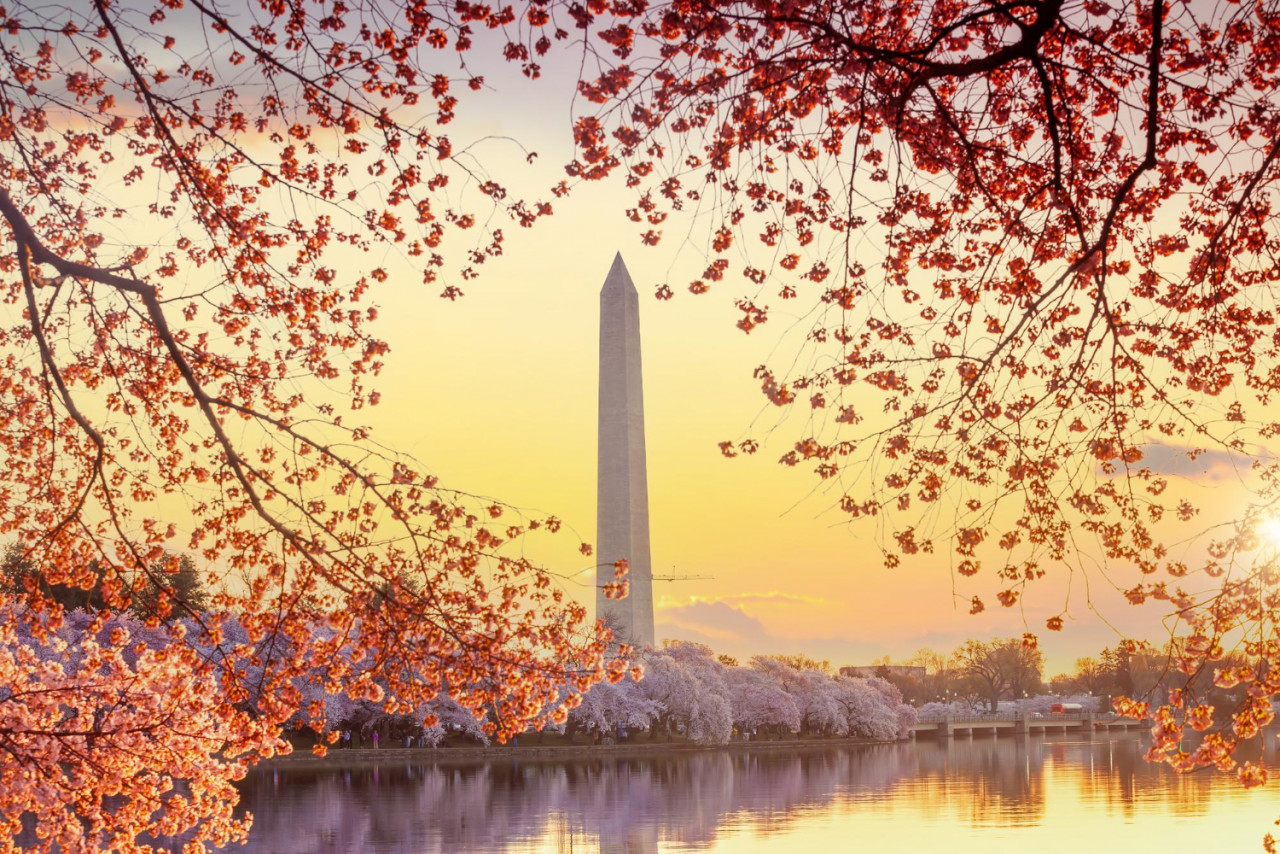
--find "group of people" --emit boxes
[335,729,434,749]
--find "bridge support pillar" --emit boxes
[1014,712,1029,736]
[1081,713,1095,740]
[937,715,952,740]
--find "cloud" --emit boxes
[655,599,887,665]
[657,590,831,610]
[1115,441,1271,483]
[719,591,831,607]
[657,600,771,645]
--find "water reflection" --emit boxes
[229,735,1280,853]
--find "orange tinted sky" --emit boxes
[294,45,1262,677]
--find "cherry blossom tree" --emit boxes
[724,665,801,736]
[0,605,279,851]
[638,642,733,743]
[0,0,635,845]
[862,676,918,739]
[830,677,897,740]
[417,693,493,746]
[567,671,660,737]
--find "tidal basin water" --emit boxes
[232,734,1280,853]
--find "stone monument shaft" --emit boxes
[596,253,654,646]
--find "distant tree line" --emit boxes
[0,543,208,620]
[871,636,1255,723]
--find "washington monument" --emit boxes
[596,253,655,647]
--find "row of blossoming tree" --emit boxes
[251,637,916,746]
[567,642,916,743]
[6,607,911,773]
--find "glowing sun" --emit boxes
[1259,517,1280,551]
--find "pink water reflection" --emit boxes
[229,735,1280,853]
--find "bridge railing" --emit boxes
[915,712,1105,724]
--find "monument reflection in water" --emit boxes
[230,735,1279,853]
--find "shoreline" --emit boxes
[259,736,897,769]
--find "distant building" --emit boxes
[840,665,926,680]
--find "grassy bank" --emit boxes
[262,735,895,769]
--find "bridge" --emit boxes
[910,712,1145,739]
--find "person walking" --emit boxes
[372,730,379,749]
